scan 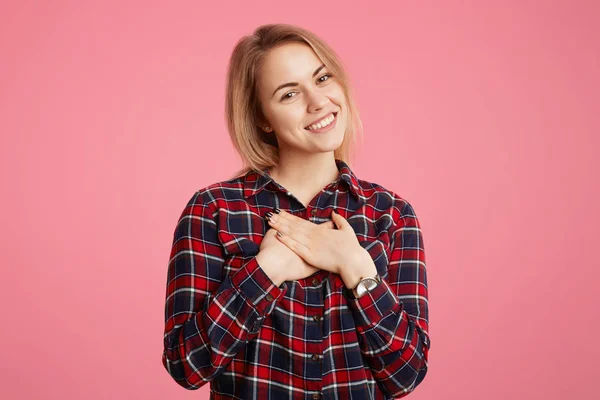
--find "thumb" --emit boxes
[331,210,348,230]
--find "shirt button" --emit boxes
[313,315,322,322]
[311,354,321,361]
[311,209,318,215]
[311,278,320,287]
[266,294,273,301]
[312,392,321,399]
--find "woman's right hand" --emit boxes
[256,220,335,286]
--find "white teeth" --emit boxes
[306,113,335,131]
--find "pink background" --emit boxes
[1,1,598,399]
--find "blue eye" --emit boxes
[280,73,334,101]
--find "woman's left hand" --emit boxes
[266,209,368,275]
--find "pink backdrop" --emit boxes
[1,1,598,399]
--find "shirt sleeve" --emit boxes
[161,190,287,390]
[343,200,430,398]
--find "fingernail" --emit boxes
[265,212,273,220]
[273,208,281,214]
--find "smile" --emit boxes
[304,112,338,133]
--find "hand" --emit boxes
[256,220,336,285]
[266,209,366,275]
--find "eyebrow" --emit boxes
[272,64,326,98]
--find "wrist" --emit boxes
[256,251,284,287]
[341,248,377,289]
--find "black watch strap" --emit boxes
[343,284,357,300]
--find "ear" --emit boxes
[255,113,271,132]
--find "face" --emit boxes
[255,42,347,155]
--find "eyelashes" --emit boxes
[280,73,334,101]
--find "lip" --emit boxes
[304,112,338,133]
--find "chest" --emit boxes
[214,204,395,284]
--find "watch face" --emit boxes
[356,278,378,297]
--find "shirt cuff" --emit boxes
[344,278,401,329]
[230,256,287,316]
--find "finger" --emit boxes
[267,215,292,233]
[268,217,311,246]
[320,220,335,229]
[330,210,350,230]
[276,230,309,258]
[273,209,309,229]
[268,211,310,236]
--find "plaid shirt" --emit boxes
[162,159,430,399]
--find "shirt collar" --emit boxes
[243,158,365,204]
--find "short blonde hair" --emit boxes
[225,23,364,179]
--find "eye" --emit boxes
[318,73,333,82]
[281,91,298,101]
[280,73,334,101]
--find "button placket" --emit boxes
[249,316,264,334]
[305,277,324,400]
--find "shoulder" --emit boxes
[356,177,420,222]
[186,174,248,212]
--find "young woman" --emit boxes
[162,24,430,399]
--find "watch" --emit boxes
[351,274,381,298]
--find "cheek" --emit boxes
[329,82,345,99]
[341,109,349,127]
[277,108,306,131]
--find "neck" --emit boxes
[269,153,339,198]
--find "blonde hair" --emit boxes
[225,23,364,180]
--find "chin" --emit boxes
[316,134,345,152]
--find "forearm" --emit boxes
[162,257,286,389]
[344,278,430,397]
[338,238,430,397]
[256,251,286,287]
[339,247,378,291]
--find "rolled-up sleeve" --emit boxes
[344,200,430,397]
[161,191,287,390]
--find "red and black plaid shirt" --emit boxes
[162,159,430,399]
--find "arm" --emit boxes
[344,201,430,398]
[161,191,287,390]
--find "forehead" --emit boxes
[260,43,323,82]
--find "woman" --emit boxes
[162,23,430,399]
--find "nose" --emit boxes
[306,90,330,113]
